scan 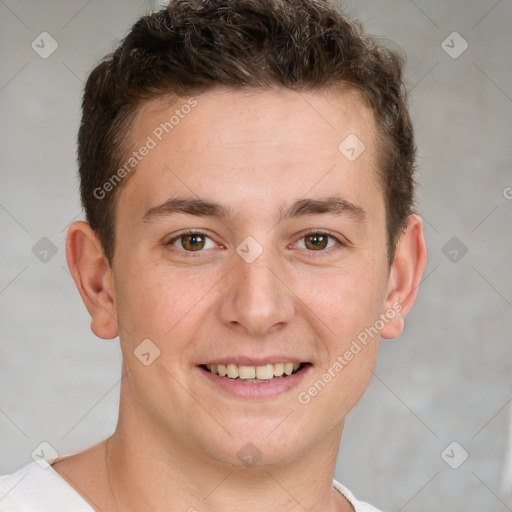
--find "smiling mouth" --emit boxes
[199,362,308,383]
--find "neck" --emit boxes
[105,394,352,511]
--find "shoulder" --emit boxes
[0,461,93,512]
[332,478,386,512]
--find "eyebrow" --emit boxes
[140,195,367,224]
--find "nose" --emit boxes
[217,244,295,337]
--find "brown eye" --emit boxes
[296,232,342,253]
[180,233,206,251]
[166,231,216,252]
[303,233,330,250]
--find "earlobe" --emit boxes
[380,214,428,340]
[65,221,119,340]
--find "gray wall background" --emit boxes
[1,1,511,510]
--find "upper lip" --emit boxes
[200,356,308,366]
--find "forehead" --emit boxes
[132,86,376,153]
[117,87,383,226]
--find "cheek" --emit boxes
[298,262,386,340]
[297,273,381,419]
[114,261,216,344]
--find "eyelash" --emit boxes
[165,229,346,257]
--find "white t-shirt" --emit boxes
[0,460,384,511]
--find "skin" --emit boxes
[57,87,427,512]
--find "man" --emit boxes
[0,0,427,510]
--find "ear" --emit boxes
[379,214,428,339]
[65,221,118,340]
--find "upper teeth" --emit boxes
[206,363,301,380]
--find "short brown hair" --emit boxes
[77,0,416,266]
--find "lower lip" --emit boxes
[198,364,312,399]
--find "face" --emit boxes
[109,87,398,466]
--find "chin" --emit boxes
[203,420,307,467]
